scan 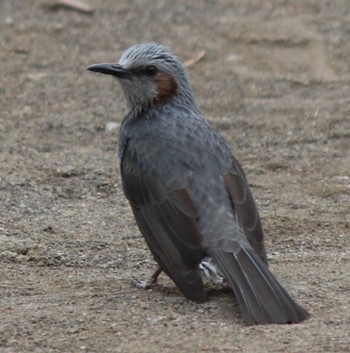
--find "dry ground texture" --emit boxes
[1,1,349,352]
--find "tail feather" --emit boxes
[218,250,267,324]
[211,247,310,324]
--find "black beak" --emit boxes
[87,63,131,79]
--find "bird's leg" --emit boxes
[149,266,162,286]
[133,266,164,289]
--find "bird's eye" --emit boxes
[144,65,158,76]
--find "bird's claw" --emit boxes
[133,267,166,291]
[133,277,157,289]
[132,278,167,292]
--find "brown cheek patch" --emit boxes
[154,73,178,103]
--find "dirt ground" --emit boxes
[1,0,349,352]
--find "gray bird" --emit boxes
[87,43,309,325]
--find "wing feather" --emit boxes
[121,148,206,302]
[223,159,267,264]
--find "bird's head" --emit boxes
[87,43,196,112]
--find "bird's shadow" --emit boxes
[133,279,234,301]
[207,285,233,299]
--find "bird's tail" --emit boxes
[211,247,310,325]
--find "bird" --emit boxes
[87,43,310,325]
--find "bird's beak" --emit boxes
[87,63,131,79]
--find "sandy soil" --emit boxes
[1,1,349,352]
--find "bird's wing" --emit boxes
[223,157,268,264]
[120,139,207,303]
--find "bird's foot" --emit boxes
[133,267,167,291]
[133,277,159,289]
